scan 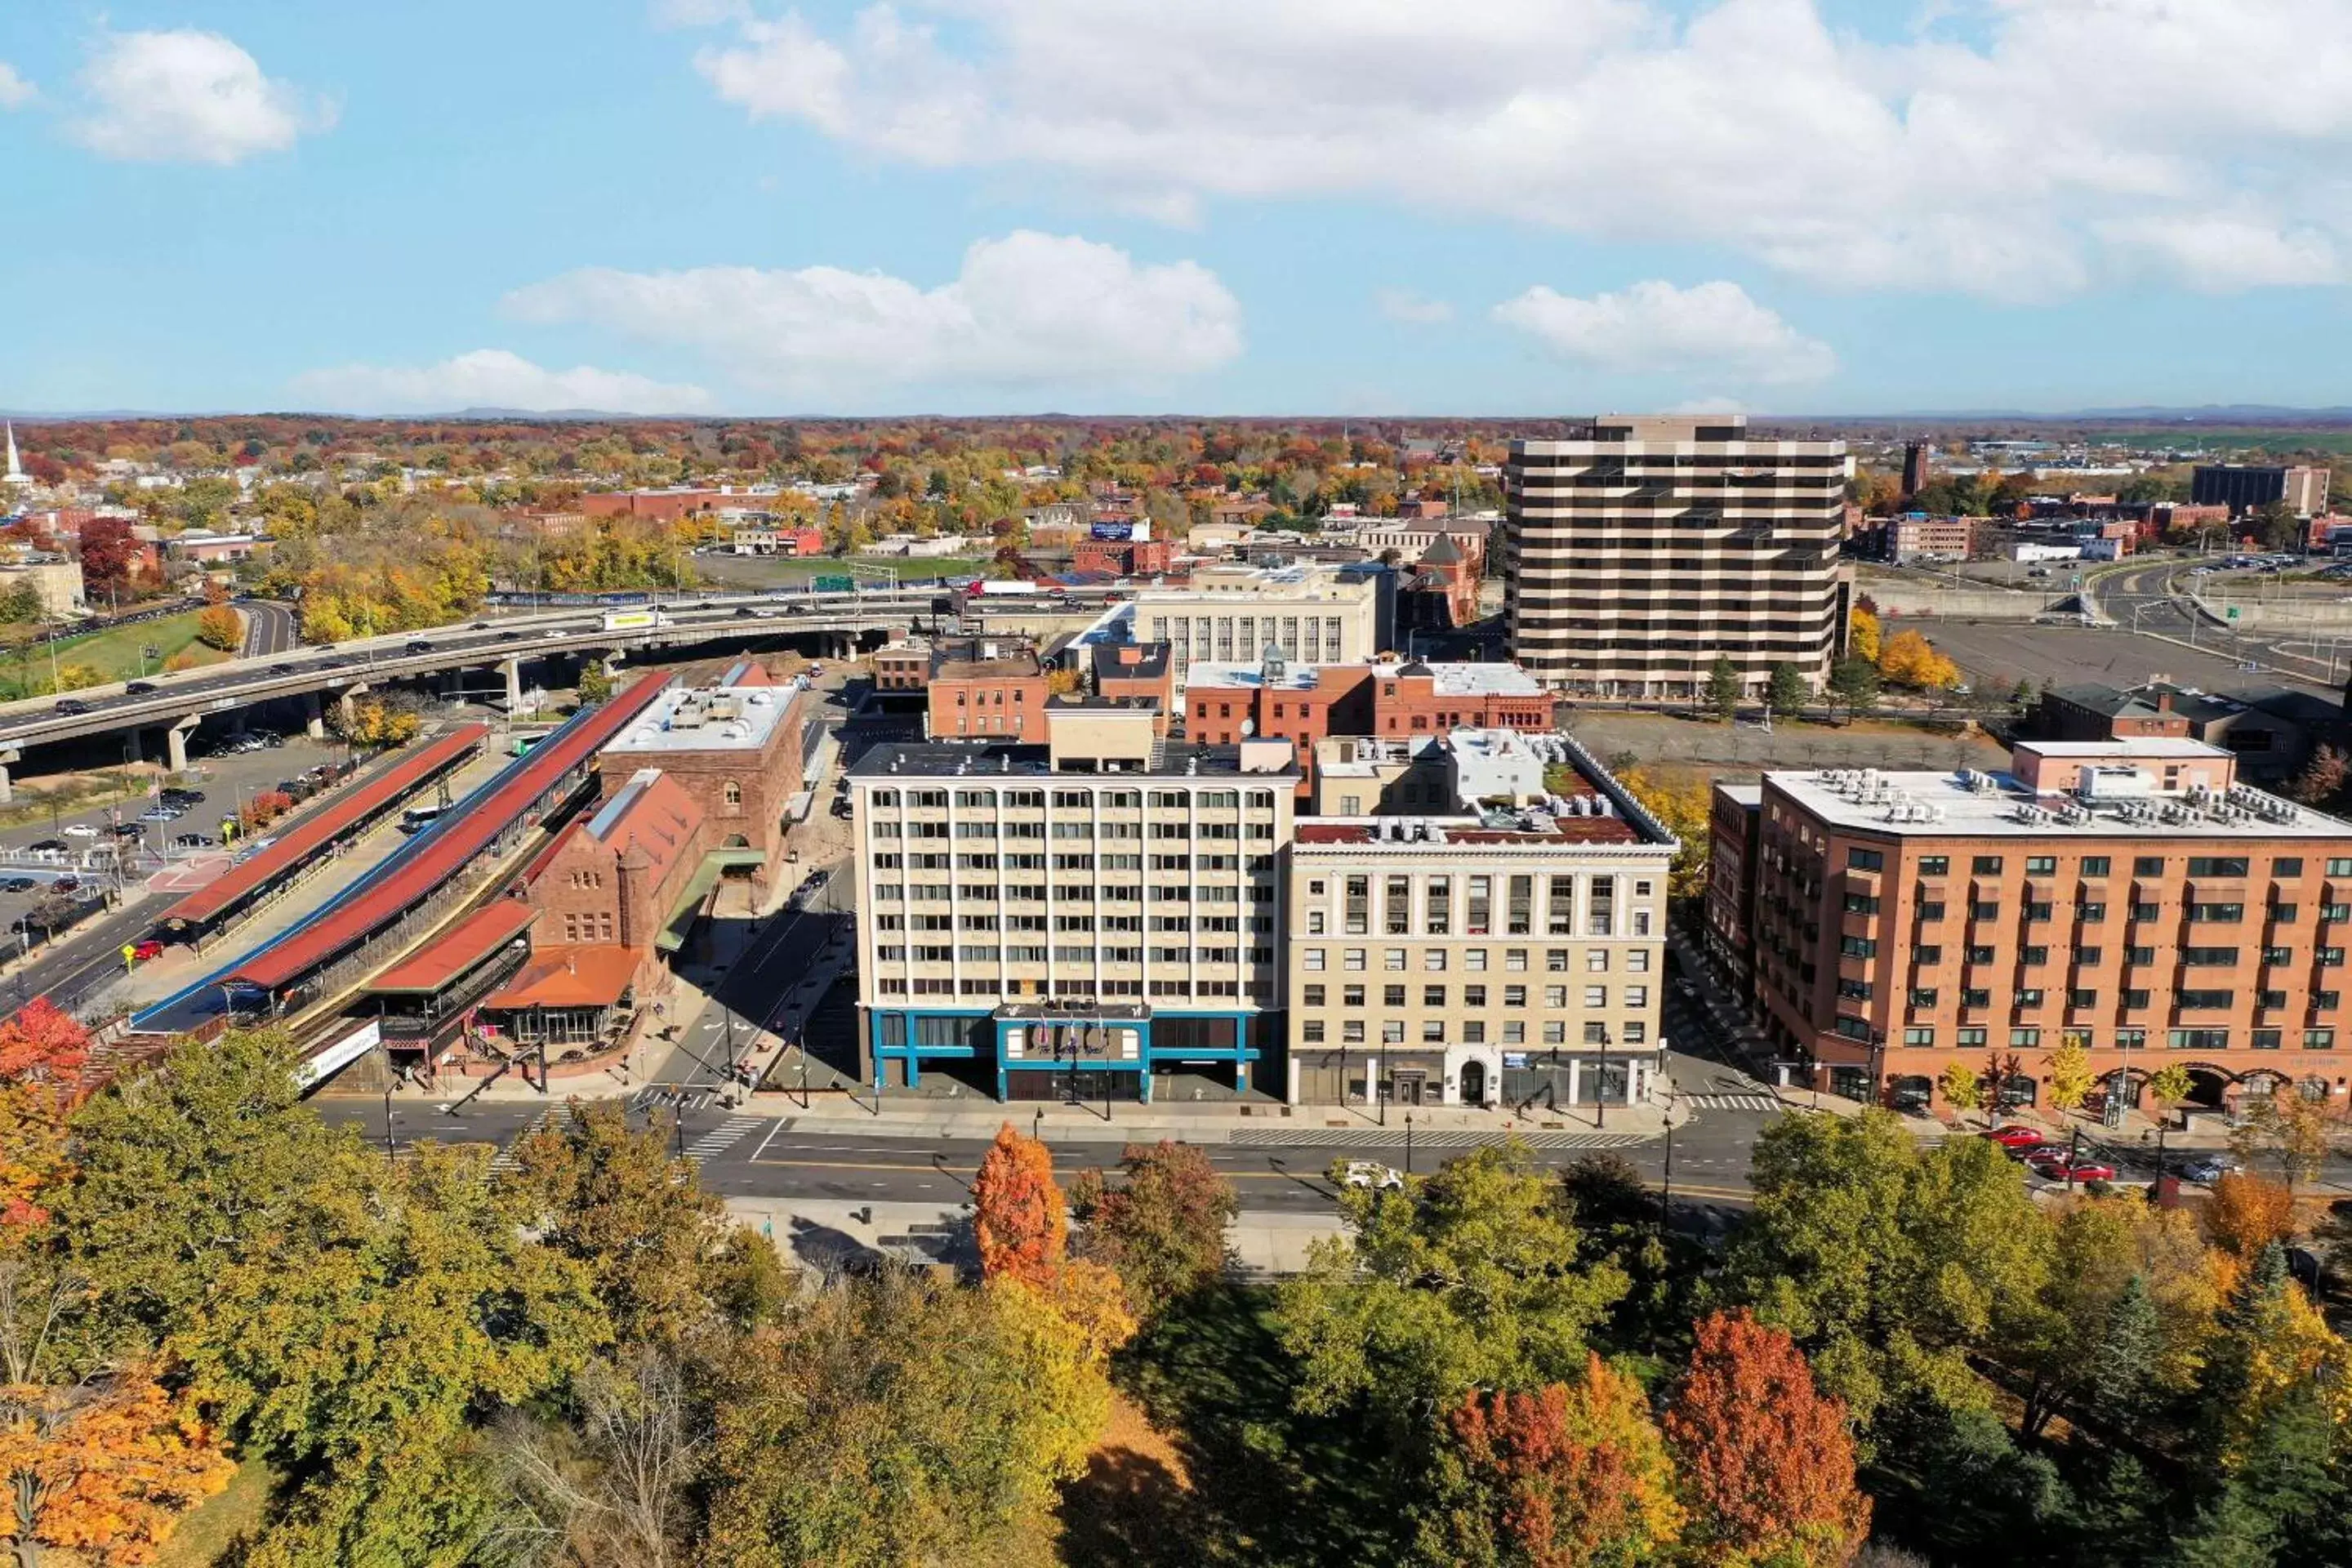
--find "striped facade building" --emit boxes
[1504,414,1851,698]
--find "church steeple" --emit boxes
[2,423,29,486]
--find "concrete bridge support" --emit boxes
[0,744,16,807]
[303,689,326,741]
[166,715,200,775]
[502,657,523,710]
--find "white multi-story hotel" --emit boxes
[1505,414,1851,698]
[847,706,1298,1102]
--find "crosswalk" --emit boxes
[1682,1093,1783,1113]
[490,1109,557,1172]
[630,1085,721,1113]
[1228,1126,1650,1151]
[686,1115,765,1161]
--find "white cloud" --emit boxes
[289,350,714,415]
[1377,288,1454,325]
[71,29,331,165]
[504,230,1244,399]
[0,64,35,110]
[685,0,2352,297]
[1493,280,1837,384]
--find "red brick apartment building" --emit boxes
[1708,737,2352,1117]
[517,767,705,984]
[926,638,1051,739]
[1185,657,1550,794]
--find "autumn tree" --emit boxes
[1847,608,1882,664]
[1439,1356,1684,1567]
[2045,1039,2094,1116]
[193,604,243,653]
[2145,1062,2194,1126]
[1068,1139,1237,1318]
[2290,744,2350,806]
[972,1122,1067,1287]
[1663,1311,1870,1568]
[577,658,614,706]
[1878,630,1961,692]
[2202,1171,2297,1262]
[1616,766,1711,902]
[1940,1059,1983,1121]
[0,1003,87,1090]
[0,1365,234,1568]
[2231,1090,2347,1191]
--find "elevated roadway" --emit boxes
[0,585,943,794]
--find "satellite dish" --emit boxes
[1241,719,1255,737]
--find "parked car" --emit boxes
[169,834,216,850]
[2178,1155,2240,1184]
[1984,1125,2051,1152]
[137,808,176,824]
[0,878,33,893]
[109,823,143,839]
[161,788,204,804]
[61,824,99,839]
[24,839,65,853]
[131,939,163,961]
[1334,1160,1404,1192]
[2028,1150,2117,1183]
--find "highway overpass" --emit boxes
[0,586,942,798]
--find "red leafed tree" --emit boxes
[973,1122,1067,1287]
[0,999,89,1086]
[1662,1311,1871,1568]
[1445,1356,1685,1567]
[76,519,142,595]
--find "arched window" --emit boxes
[723,779,742,808]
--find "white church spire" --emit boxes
[2,423,29,486]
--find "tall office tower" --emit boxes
[1503,415,1851,698]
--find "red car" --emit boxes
[2027,1151,2117,1183]
[131,939,163,961]
[1984,1125,2051,1152]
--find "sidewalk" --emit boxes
[722,1196,1341,1277]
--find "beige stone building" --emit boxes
[1284,746,1677,1111]
[1135,564,1383,674]
[1504,414,1851,697]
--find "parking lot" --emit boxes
[0,728,350,960]
[1887,617,2335,697]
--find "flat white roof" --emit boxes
[603,684,795,755]
[1184,659,1543,696]
[2016,738,2230,760]
[1769,767,2351,840]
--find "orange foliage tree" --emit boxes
[2201,1171,2297,1262]
[1444,1355,1685,1567]
[1662,1310,1871,1568]
[0,1366,234,1567]
[973,1123,1067,1287]
[0,1002,88,1089]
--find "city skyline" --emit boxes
[2,1,2350,417]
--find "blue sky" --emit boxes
[2,0,2350,416]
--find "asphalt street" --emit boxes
[320,1090,1768,1217]
[238,599,298,658]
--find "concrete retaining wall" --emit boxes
[1862,586,2051,621]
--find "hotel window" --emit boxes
[1466,949,1488,971]
[1971,855,2003,874]
[1384,949,1407,971]
[1904,1027,1935,1047]
[1303,949,1325,971]
[1426,876,1451,934]
[1508,875,1534,935]
[1544,985,1567,1008]
[2115,1029,2145,1049]
[1468,876,1493,935]
[1343,985,1365,1007]
[1463,1022,1486,1044]
[1584,949,1608,972]
[2011,1027,2042,1048]
[1583,985,1606,1007]
[1345,876,1370,934]
[1343,949,1366,971]
[2306,1029,2336,1051]
[1383,985,1406,1008]
[1423,985,1446,1007]
[1424,951,1446,972]
[2080,857,2110,876]
[1958,1027,1988,1046]
[1548,876,1575,934]
[1386,876,1413,935]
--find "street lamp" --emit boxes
[1595,1027,1611,1129]
[1659,1081,1681,1236]
[1404,1111,1414,1176]
[1869,1027,1887,1110]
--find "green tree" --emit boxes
[1277,1143,1626,1440]
[2046,1040,2095,1116]
[57,1029,351,1340]
[0,582,41,628]
[577,657,614,706]
[1766,662,1810,716]
[1940,1059,1983,1120]
[185,1143,608,1566]
[1723,1111,2051,1425]
[2088,1272,2161,1421]
[1704,654,1742,721]
[697,1268,1092,1568]
[1826,657,1881,724]
[504,1100,786,1344]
